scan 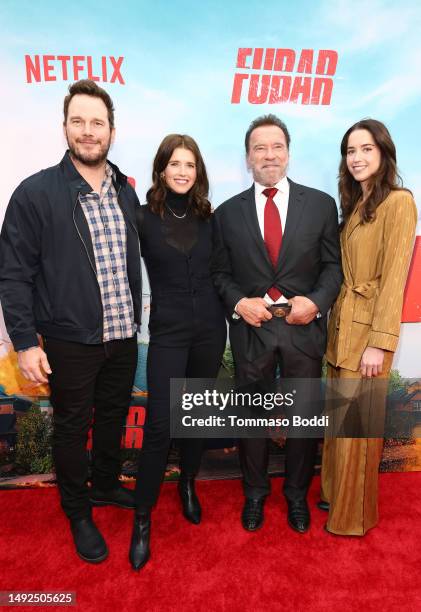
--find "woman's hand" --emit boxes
[360,347,385,378]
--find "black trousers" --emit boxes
[135,324,226,512]
[235,318,322,502]
[44,336,138,520]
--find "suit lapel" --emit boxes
[240,185,273,268]
[277,179,306,267]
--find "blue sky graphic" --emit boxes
[1,0,421,205]
[0,0,420,374]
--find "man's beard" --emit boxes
[66,134,112,167]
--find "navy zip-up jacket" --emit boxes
[0,151,142,351]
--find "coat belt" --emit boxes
[337,279,380,365]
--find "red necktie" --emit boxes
[263,187,282,301]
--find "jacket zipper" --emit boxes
[117,185,142,254]
[116,184,142,323]
[72,192,104,336]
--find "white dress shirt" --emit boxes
[255,177,289,304]
[234,176,320,319]
[233,177,289,317]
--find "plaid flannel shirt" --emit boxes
[79,164,136,342]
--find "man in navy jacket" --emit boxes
[0,80,142,563]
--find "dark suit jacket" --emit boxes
[211,179,342,363]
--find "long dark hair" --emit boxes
[338,118,408,228]
[146,134,211,219]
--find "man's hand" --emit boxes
[236,297,272,327]
[17,346,52,384]
[286,296,318,325]
[360,347,384,378]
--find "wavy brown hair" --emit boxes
[339,119,408,228]
[146,134,211,219]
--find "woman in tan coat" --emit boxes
[320,119,417,536]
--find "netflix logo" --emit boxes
[25,55,125,84]
[231,48,338,105]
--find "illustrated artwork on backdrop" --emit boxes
[0,10,420,487]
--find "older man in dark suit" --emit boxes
[212,114,342,533]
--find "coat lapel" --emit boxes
[240,185,273,269]
[341,205,361,284]
[346,204,362,240]
[277,179,306,268]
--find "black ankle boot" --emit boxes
[129,511,151,571]
[178,476,201,525]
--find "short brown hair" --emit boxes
[63,79,115,128]
[245,114,291,153]
[146,134,211,219]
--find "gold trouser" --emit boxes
[320,351,393,536]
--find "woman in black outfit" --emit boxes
[129,134,227,570]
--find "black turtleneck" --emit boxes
[165,189,189,212]
[136,190,217,302]
[162,190,197,254]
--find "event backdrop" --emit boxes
[0,0,420,487]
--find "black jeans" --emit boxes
[44,336,138,520]
[135,326,226,512]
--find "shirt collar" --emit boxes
[105,162,114,179]
[61,151,121,186]
[99,163,115,198]
[255,175,289,196]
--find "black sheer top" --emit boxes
[136,192,217,300]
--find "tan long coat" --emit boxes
[322,189,417,535]
[326,189,417,371]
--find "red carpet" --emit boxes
[1,473,420,612]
